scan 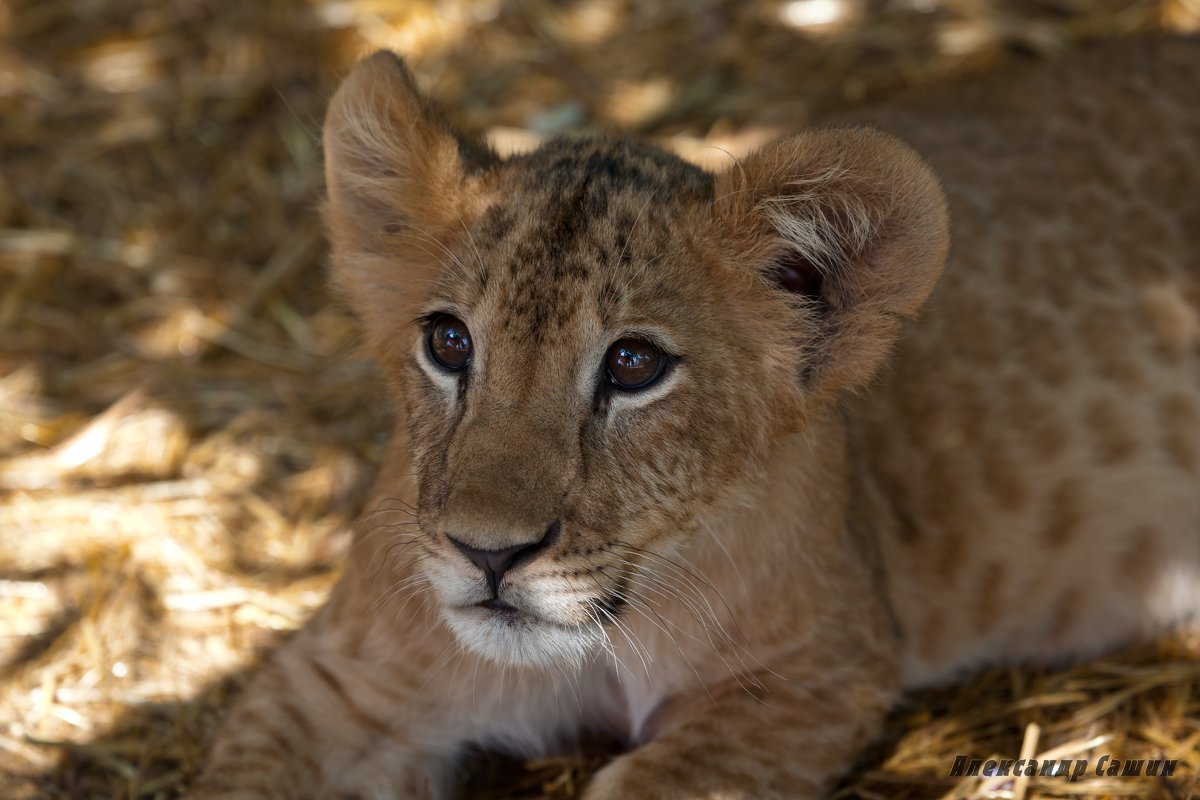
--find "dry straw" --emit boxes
[1,0,1197,797]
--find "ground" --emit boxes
[1,1,1199,798]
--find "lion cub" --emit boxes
[191,37,1200,799]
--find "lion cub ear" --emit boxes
[711,128,949,403]
[323,52,497,352]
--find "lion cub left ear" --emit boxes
[323,52,497,357]
[711,127,949,402]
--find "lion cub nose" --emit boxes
[447,520,560,590]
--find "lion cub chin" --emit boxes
[189,37,1200,800]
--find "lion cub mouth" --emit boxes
[475,597,518,618]
[475,597,522,615]
[459,595,548,627]
[440,582,608,666]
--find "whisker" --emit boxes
[613,540,757,654]
[601,549,775,696]
[573,554,715,704]
[454,208,489,288]
[617,555,778,686]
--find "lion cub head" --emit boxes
[323,53,948,667]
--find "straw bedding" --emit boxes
[1,1,1198,797]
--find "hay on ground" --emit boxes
[1,1,1198,797]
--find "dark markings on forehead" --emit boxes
[518,136,713,207]
[478,205,515,245]
[473,206,519,291]
[487,136,714,342]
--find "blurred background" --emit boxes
[2,1,1199,797]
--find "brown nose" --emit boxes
[447,520,560,592]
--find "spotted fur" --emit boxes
[189,37,1200,799]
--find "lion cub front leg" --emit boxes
[586,651,898,800]
[188,608,458,799]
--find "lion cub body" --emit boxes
[192,38,1200,800]
[847,39,1200,685]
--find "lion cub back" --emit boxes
[845,37,1200,686]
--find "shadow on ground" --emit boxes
[1,0,1196,797]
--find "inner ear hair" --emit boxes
[757,154,893,307]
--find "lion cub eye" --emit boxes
[427,314,473,371]
[605,338,666,391]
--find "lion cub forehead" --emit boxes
[460,136,716,337]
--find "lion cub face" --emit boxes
[323,54,949,667]
[391,141,786,667]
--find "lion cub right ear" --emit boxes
[710,128,950,405]
[323,52,497,358]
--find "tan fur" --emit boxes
[189,38,1200,799]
